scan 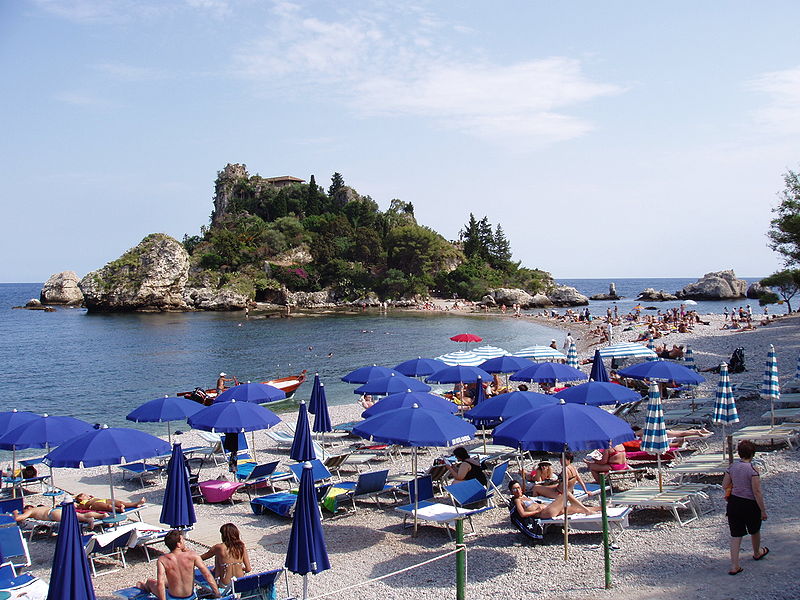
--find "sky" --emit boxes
[2,1,799,282]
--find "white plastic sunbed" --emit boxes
[539,506,632,536]
[761,408,800,422]
[731,424,800,450]
[608,484,713,525]
[394,501,490,539]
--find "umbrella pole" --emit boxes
[413,448,419,537]
[108,465,117,516]
[600,473,612,589]
[167,421,172,445]
[656,454,663,493]
[721,424,726,461]
[562,450,569,561]
[11,448,16,499]
[770,397,775,427]
[482,425,487,454]
[251,431,257,462]
[303,573,308,600]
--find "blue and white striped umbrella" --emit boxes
[435,350,485,366]
[472,345,509,360]
[712,363,739,426]
[795,353,800,381]
[596,343,657,359]
[683,346,696,371]
[566,341,579,369]
[761,344,780,425]
[641,381,669,491]
[512,346,566,361]
[646,337,657,361]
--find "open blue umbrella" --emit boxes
[479,355,531,374]
[285,461,330,600]
[354,374,431,395]
[361,391,457,418]
[341,365,400,384]
[215,382,286,404]
[465,391,557,423]
[394,358,446,377]
[160,442,196,529]
[46,499,96,600]
[312,383,332,456]
[510,362,587,383]
[425,365,491,384]
[554,381,640,407]
[308,373,322,414]
[0,410,39,437]
[589,349,610,382]
[127,395,203,443]
[290,401,316,462]
[618,360,705,385]
[188,400,281,433]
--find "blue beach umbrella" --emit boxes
[290,401,316,463]
[311,382,332,443]
[641,382,669,492]
[46,499,96,600]
[160,442,196,529]
[590,349,610,382]
[761,344,780,425]
[308,373,322,414]
[188,400,281,433]
[566,341,579,369]
[354,374,431,395]
[712,363,739,457]
[215,382,286,404]
[285,461,330,600]
[479,355,532,374]
[464,391,557,424]
[434,350,485,366]
[426,365,492,384]
[510,362,587,384]
[393,358,446,378]
[512,346,566,361]
[127,395,203,443]
[554,381,640,407]
[618,360,705,385]
[0,410,39,437]
[341,365,400,384]
[361,391,457,418]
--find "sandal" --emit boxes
[728,567,743,575]
[754,547,770,560]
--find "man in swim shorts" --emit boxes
[13,504,105,529]
[137,530,219,600]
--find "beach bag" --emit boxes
[509,502,544,540]
[729,347,746,373]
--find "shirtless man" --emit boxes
[137,530,219,600]
[216,372,233,395]
[13,504,105,529]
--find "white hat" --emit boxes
[220,372,227,377]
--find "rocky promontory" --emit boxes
[40,271,84,305]
[676,270,747,300]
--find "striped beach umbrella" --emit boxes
[712,363,739,458]
[596,343,657,359]
[435,350,485,366]
[513,346,566,361]
[566,341,579,369]
[472,345,509,360]
[683,346,696,371]
[641,382,669,491]
[646,337,657,361]
[795,353,800,381]
[761,344,780,425]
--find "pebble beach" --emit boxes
[14,309,800,600]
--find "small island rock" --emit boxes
[590,282,621,301]
[637,288,678,301]
[41,271,84,305]
[547,286,589,306]
[746,282,767,299]
[676,270,747,300]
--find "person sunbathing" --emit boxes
[13,504,105,529]
[74,493,145,513]
[508,481,599,519]
[585,442,628,483]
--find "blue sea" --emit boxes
[0,278,761,434]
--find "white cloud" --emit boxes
[747,66,800,134]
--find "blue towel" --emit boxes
[250,492,298,517]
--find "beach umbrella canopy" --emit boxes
[0,414,93,450]
[589,349,610,382]
[683,346,696,371]
[472,345,509,360]
[160,442,196,529]
[0,410,39,437]
[127,395,203,442]
[512,346,566,361]
[479,355,532,374]
[353,405,475,447]
[311,383,332,435]
[510,362,588,383]
[285,461,330,599]
[554,382,640,407]
[618,360,705,385]
[597,343,657,359]
[354,374,431,395]
[46,499,96,600]
[426,365,492,384]
[566,341,579,369]
[291,401,316,463]
[45,426,170,468]
[393,358,446,377]
[712,363,739,433]
[361,391,457,418]
[464,390,557,423]
[761,344,780,425]
[215,382,286,404]
[450,333,482,343]
[434,350,485,366]
[641,382,669,491]
[188,400,281,433]
[308,373,322,414]
[341,365,401,384]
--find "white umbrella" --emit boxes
[472,345,509,360]
[597,343,657,359]
[513,346,566,361]
[435,351,485,366]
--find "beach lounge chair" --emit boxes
[427,464,451,494]
[487,462,509,501]
[668,452,729,482]
[395,478,489,539]
[250,484,332,518]
[608,486,702,525]
[322,453,350,479]
[446,479,494,508]
[288,459,333,484]
[225,568,288,600]
[603,465,647,489]
[0,562,48,599]
[332,421,360,434]
[336,470,395,511]
[265,430,295,447]
[538,506,632,538]
[120,461,164,488]
[237,461,293,498]
[762,407,800,422]
[84,526,138,576]
[196,431,226,466]
[731,424,800,450]
[0,525,31,569]
[0,498,23,516]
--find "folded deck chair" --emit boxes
[336,470,395,511]
[0,562,48,599]
[237,461,293,498]
[250,484,332,518]
[0,526,31,569]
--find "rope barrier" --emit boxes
[306,546,465,600]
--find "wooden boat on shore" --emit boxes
[178,369,308,405]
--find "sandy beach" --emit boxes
[13,310,800,600]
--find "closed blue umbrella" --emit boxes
[160,442,196,529]
[285,461,330,600]
[291,401,316,462]
[566,341,579,369]
[761,344,780,425]
[618,360,705,385]
[426,365,491,384]
[510,362,587,383]
[479,355,531,374]
[46,499,95,600]
[215,382,286,404]
[712,363,739,457]
[354,374,431,395]
[361,391,457,418]
[641,382,669,492]
[393,358,446,377]
[127,395,203,443]
[589,349,610,382]
[188,400,281,433]
[312,383,332,439]
[474,376,487,406]
[554,381,640,407]
[308,373,322,414]
[341,365,400,384]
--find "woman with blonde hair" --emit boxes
[201,523,252,585]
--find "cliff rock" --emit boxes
[676,270,747,300]
[491,288,535,307]
[747,282,767,299]
[40,271,84,305]
[637,288,678,301]
[547,286,589,306]
[211,163,249,225]
[79,234,190,312]
[285,289,338,308]
[184,287,250,310]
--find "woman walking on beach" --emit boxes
[723,440,769,575]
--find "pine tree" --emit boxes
[328,172,345,198]
[478,217,493,261]
[306,174,320,215]
[460,213,481,259]
[491,224,513,269]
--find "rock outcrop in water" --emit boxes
[590,282,621,300]
[79,234,190,312]
[547,286,590,306]
[676,270,747,300]
[637,288,678,301]
[40,271,84,305]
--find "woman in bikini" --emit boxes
[508,481,599,520]
[201,523,251,586]
[585,442,628,483]
[74,493,146,513]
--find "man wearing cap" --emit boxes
[549,339,558,350]
[216,372,233,396]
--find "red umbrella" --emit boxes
[450,334,483,343]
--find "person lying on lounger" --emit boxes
[508,481,599,519]
[74,493,145,513]
[13,504,105,528]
